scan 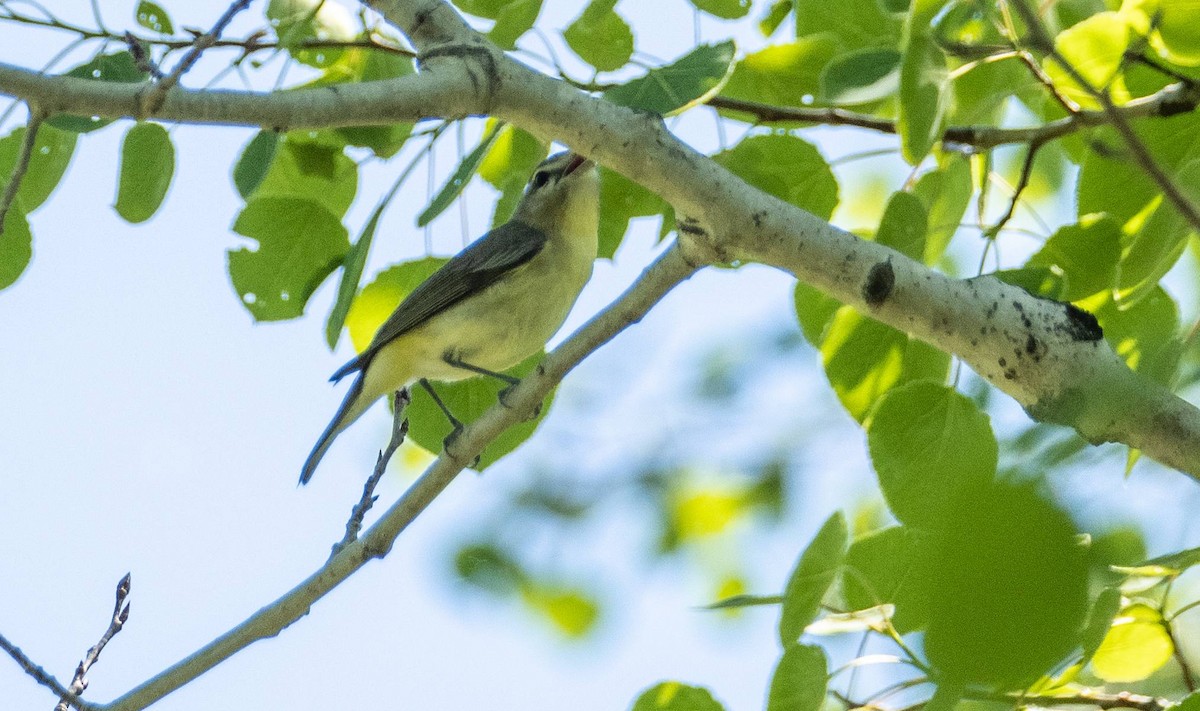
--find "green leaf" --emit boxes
[233,130,280,200]
[690,0,751,20]
[911,154,970,264]
[605,41,737,115]
[720,39,839,111]
[1096,286,1180,381]
[135,1,174,34]
[704,593,784,610]
[599,167,663,259]
[820,308,950,421]
[454,542,525,593]
[991,267,1067,300]
[713,134,838,220]
[345,258,445,352]
[47,52,148,133]
[1139,545,1200,573]
[329,49,416,158]
[563,0,633,72]
[1026,215,1121,301]
[924,482,1089,686]
[631,682,726,711]
[1091,603,1174,681]
[251,132,358,218]
[479,123,547,189]
[793,281,840,346]
[795,0,901,50]
[897,0,951,164]
[767,644,827,711]
[418,125,501,227]
[114,122,174,223]
[521,584,599,638]
[779,512,847,645]
[267,0,356,68]
[819,48,900,105]
[1143,0,1200,66]
[1042,12,1131,110]
[1081,587,1122,661]
[1117,160,1200,304]
[759,0,793,36]
[488,0,544,50]
[875,191,927,261]
[868,382,996,529]
[0,201,32,291]
[0,124,76,212]
[843,526,931,633]
[451,0,508,18]
[228,197,349,321]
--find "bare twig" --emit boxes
[835,688,1175,711]
[0,105,44,234]
[55,573,133,711]
[0,632,82,705]
[137,0,254,116]
[332,389,411,559]
[984,139,1044,239]
[1007,0,1200,233]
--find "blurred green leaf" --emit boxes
[1027,215,1121,301]
[228,197,349,321]
[1139,545,1200,573]
[720,39,839,111]
[898,0,951,164]
[564,0,633,72]
[795,0,900,50]
[632,682,726,711]
[704,593,784,610]
[1091,603,1173,682]
[874,191,927,261]
[714,134,838,220]
[779,512,847,645]
[521,584,599,637]
[488,0,544,49]
[819,48,900,105]
[690,0,751,20]
[605,41,737,115]
[923,482,1089,686]
[0,124,76,212]
[1117,160,1200,304]
[267,0,356,68]
[0,201,31,292]
[911,154,970,264]
[868,382,996,529]
[767,644,827,711]
[759,0,793,36]
[418,125,501,227]
[233,130,280,200]
[1081,587,1122,661]
[821,308,950,421]
[47,52,148,133]
[135,0,173,34]
[843,526,931,633]
[455,542,525,594]
[1096,286,1180,383]
[115,122,174,223]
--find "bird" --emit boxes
[300,150,600,484]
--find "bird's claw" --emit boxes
[442,425,480,468]
[498,386,542,420]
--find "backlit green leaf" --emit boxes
[418,125,501,227]
[252,132,358,217]
[912,154,971,264]
[1091,603,1174,681]
[867,382,996,529]
[898,0,951,164]
[793,281,841,346]
[874,191,927,262]
[795,0,900,50]
[779,512,847,645]
[564,0,633,72]
[605,41,737,115]
[720,39,839,111]
[820,48,900,105]
[1043,11,1131,109]
[631,682,726,711]
[690,0,751,20]
[713,134,838,220]
[843,526,931,633]
[767,644,827,711]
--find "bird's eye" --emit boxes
[531,171,551,189]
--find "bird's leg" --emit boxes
[418,379,479,468]
[442,355,543,420]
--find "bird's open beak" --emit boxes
[563,153,592,176]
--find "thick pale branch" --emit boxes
[104,244,700,711]
[0,61,481,128]
[370,0,1200,479]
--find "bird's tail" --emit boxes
[299,371,368,485]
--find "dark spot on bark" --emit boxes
[1062,303,1103,341]
[999,357,1007,368]
[1004,368,1017,380]
[862,260,895,307]
[752,211,766,228]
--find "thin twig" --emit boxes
[55,573,132,711]
[0,632,81,704]
[984,138,1043,240]
[332,390,411,559]
[137,0,254,116]
[0,105,44,233]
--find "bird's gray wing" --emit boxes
[329,220,548,382]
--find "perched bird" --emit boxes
[300,151,600,484]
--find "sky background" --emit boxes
[3,1,1200,709]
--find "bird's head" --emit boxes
[511,151,599,241]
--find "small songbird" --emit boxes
[300,151,600,484]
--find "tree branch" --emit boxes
[56,574,132,711]
[102,244,701,711]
